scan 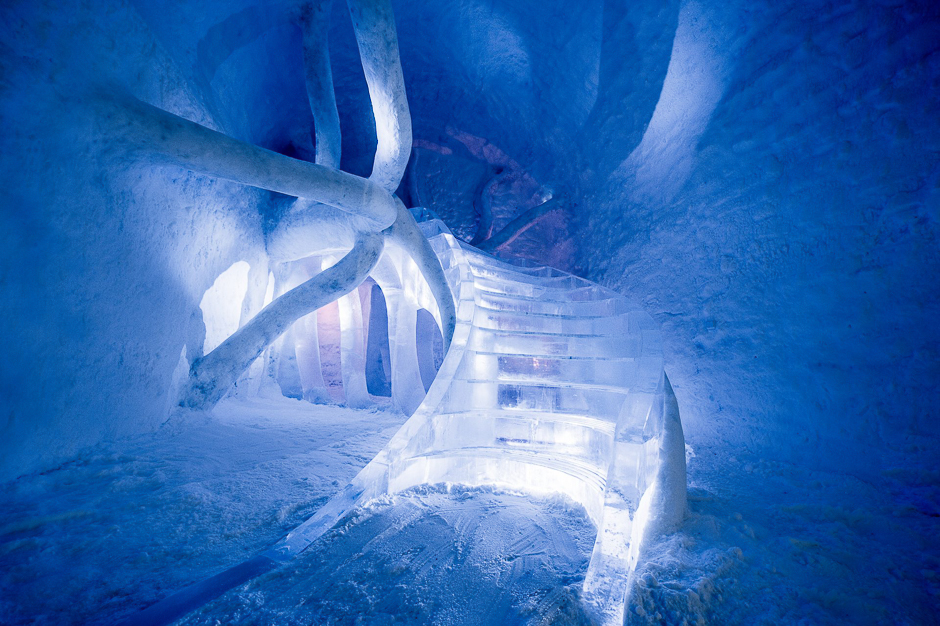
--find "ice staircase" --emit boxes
[123,215,685,626]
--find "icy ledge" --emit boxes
[122,218,686,626]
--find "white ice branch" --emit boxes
[347,0,412,191]
[104,96,397,231]
[301,0,342,169]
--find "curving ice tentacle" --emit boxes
[264,0,453,407]
[347,0,412,191]
[103,96,397,231]
[343,0,454,350]
[300,0,342,170]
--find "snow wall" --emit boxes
[1,0,938,492]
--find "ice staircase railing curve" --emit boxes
[264,213,685,625]
[121,212,685,626]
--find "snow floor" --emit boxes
[0,395,409,625]
[2,395,938,625]
[0,395,595,626]
[179,486,594,626]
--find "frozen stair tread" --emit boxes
[474,290,629,310]
[473,302,629,321]
[408,447,607,491]
[472,276,594,296]
[454,376,633,394]
[465,350,641,363]
[433,410,618,435]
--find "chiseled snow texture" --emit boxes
[573,3,940,618]
[179,486,595,626]
[0,396,408,626]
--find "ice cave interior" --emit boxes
[1,0,938,624]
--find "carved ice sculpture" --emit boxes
[120,216,685,626]
[264,214,686,626]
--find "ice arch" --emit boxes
[416,307,444,392]
[364,282,393,397]
[199,260,251,354]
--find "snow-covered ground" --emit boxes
[180,486,594,625]
[0,395,409,625]
[0,395,598,626]
[3,393,937,625]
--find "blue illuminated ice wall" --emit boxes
[1,0,937,493]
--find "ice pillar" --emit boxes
[325,256,370,408]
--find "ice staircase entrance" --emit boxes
[126,215,685,626]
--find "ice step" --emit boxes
[455,352,665,397]
[472,275,594,297]
[455,376,633,394]
[465,327,654,359]
[470,265,583,287]
[413,412,615,469]
[429,409,618,436]
[475,292,632,317]
[438,380,632,420]
[467,258,560,278]
[475,282,618,301]
[459,354,647,392]
[398,447,608,495]
[472,308,637,334]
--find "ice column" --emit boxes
[387,290,424,414]
[291,257,330,402]
[325,255,370,408]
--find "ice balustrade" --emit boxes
[262,213,681,625]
